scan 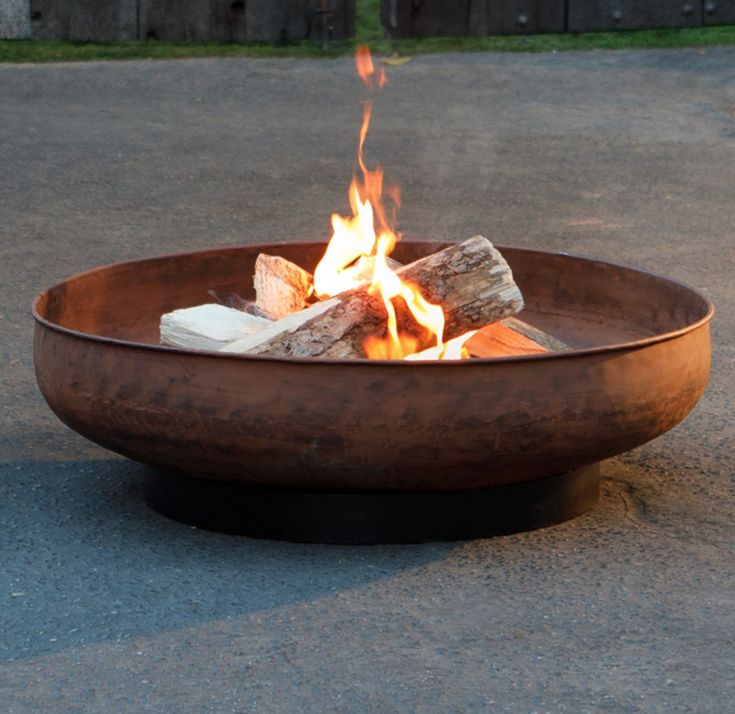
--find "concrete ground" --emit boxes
[1,49,733,712]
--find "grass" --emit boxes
[1,0,735,63]
[374,25,735,54]
[0,39,347,63]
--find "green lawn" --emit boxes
[2,0,735,63]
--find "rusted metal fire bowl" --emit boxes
[33,242,713,542]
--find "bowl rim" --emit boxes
[32,241,715,366]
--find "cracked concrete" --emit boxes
[0,49,733,712]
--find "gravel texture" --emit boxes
[0,49,733,712]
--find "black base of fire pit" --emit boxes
[143,464,600,544]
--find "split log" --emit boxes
[466,317,569,358]
[160,304,271,351]
[222,235,524,359]
[501,317,569,352]
[253,252,402,320]
[254,253,313,320]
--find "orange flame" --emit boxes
[355,45,386,89]
[355,44,374,84]
[313,45,472,360]
[405,330,479,361]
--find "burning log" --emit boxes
[253,252,401,320]
[246,245,569,359]
[160,304,272,351]
[222,236,524,358]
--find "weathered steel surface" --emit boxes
[0,0,30,38]
[30,0,137,41]
[568,0,702,32]
[33,242,713,493]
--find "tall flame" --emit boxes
[355,44,386,89]
[313,46,473,361]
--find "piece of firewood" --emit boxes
[371,259,569,355]
[254,253,314,320]
[254,253,402,320]
[354,259,569,355]
[466,317,569,358]
[160,304,272,351]
[502,317,569,351]
[221,236,524,359]
[254,252,569,357]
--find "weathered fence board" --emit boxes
[381,0,725,36]
[307,0,356,43]
[139,0,356,44]
[383,0,565,38]
[0,0,30,38]
[381,0,470,39]
[14,0,731,42]
[30,0,137,41]
[25,0,354,42]
[485,0,565,35]
[568,0,703,32]
[702,0,735,25]
[138,0,247,42]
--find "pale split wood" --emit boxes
[254,253,401,319]
[254,253,313,320]
[160,304,272,351]
[465,318,568,358]
[217,297,340,354]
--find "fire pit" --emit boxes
[33,240,712,542]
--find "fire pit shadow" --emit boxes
[1,458,456,661]
[32,241,713,543]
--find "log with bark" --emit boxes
[221,235,525,359]
[241,241,569,358]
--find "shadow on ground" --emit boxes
[0,457,456,661]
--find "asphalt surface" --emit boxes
[1,49,733,712]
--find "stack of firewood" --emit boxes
[160,236,568,359]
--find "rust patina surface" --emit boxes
[33,242,713,492]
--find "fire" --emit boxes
[313,45,473,361]
[405,330,479,361]
[355,44,386,89]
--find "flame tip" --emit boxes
[313,45,470,362]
